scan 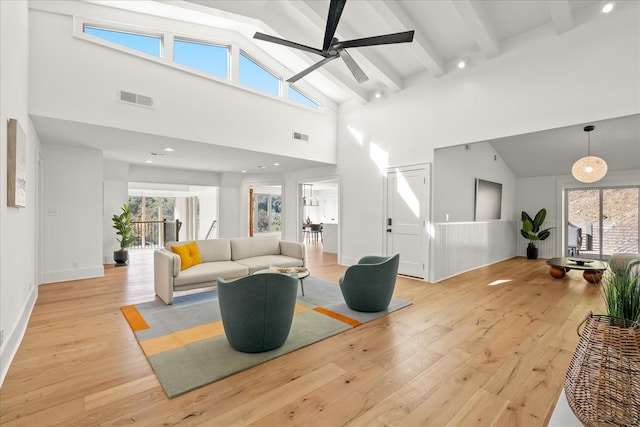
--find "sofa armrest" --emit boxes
[154,249,179,304]
[280,240,306,266]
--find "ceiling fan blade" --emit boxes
[339,49,369,83]
[287,55,340,83]
[335,30,415,49]
[254,32,324,56]
[323,0,347,52]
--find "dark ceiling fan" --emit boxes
[253,0,414,84]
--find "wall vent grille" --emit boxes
[119,90,154,108]
[293,131,309,142]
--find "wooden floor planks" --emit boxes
[0,246,603,426]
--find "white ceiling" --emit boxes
[34,0,639,178]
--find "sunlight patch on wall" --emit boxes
[347,125,364,146]
[396,169,420,218]
[370,143,388,175]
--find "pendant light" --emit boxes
[572,125,608,183]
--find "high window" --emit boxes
[79,22,322,109]
[289,86,320,109]
[174,39,229,79]
[83,26,161,57]
[239,52,280,96]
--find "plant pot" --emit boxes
[114,250,129,266]
[526,244,538,260]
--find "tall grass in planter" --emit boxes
[564,265,640,426]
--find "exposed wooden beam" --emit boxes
[368,0,445,77]
[451,0,500,59]
[546,1,574,34]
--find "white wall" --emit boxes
[103,160,129,263]
[28,5,338,165]
[434,142,517,223]
[42,144,104,283]
[198,187,219,240]
[0,0,39,386]
[336,6,639,278]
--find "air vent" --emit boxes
[293,131,309,142]
[119,90,154,108]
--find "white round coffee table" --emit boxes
[254,267,310,295]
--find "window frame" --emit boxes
[173,37,231,80]
[82,24,164,58]
[239,49,283,98]
[74,18,324,110]
[288,85,321,110]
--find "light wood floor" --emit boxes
[0,245,603,426]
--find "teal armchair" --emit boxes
[339,253,400,312]
[217,273,298,353]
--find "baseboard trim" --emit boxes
[43,265,104,284]
[0,285,38,387]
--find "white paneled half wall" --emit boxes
[431,221,517,282]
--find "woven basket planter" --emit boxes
[564,312,640,426]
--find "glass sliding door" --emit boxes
[566,186,639,260]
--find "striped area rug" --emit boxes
[121,276,411,398]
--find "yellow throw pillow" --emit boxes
[171,241,202,271]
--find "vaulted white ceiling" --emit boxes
[155,0,604,104]
[37,0,638,177]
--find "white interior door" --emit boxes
[386,165,429,278]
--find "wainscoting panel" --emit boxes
[431,221,517,282]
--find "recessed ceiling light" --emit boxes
[273,162,280,166]
[602,1,615,13]
[257,165,267,169]
[164,147,174,152]
[457,58,468,69]
[374,91,382,98]
[145,160,153,164]
[241,170,247,173]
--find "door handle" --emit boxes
[387,228,392,233]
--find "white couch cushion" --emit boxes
[196,239,232,262]
[234,255,304,274]
[174,261,248,287]
[231,236,280,260]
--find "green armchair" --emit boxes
[339,253,400,312]
[217,273,298,353]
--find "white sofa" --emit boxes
[154,235,306,304]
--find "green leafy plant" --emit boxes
[112,203,135,251]
[601,266,640,323]
[520,208,553,247]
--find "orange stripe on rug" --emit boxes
[140,321,226,357]
[121,305,150,331]
[314,307,362,327]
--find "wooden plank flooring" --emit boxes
[0,245,603,426]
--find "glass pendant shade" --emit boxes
[572,125,607,183]
[572,156,608,183]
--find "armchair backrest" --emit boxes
[217,273,298,352]
[340,253,400,312]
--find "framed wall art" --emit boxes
[7,118,26,208]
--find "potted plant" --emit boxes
[112,203,135,266]
[520,208,552,259]
[564,265,640,426]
